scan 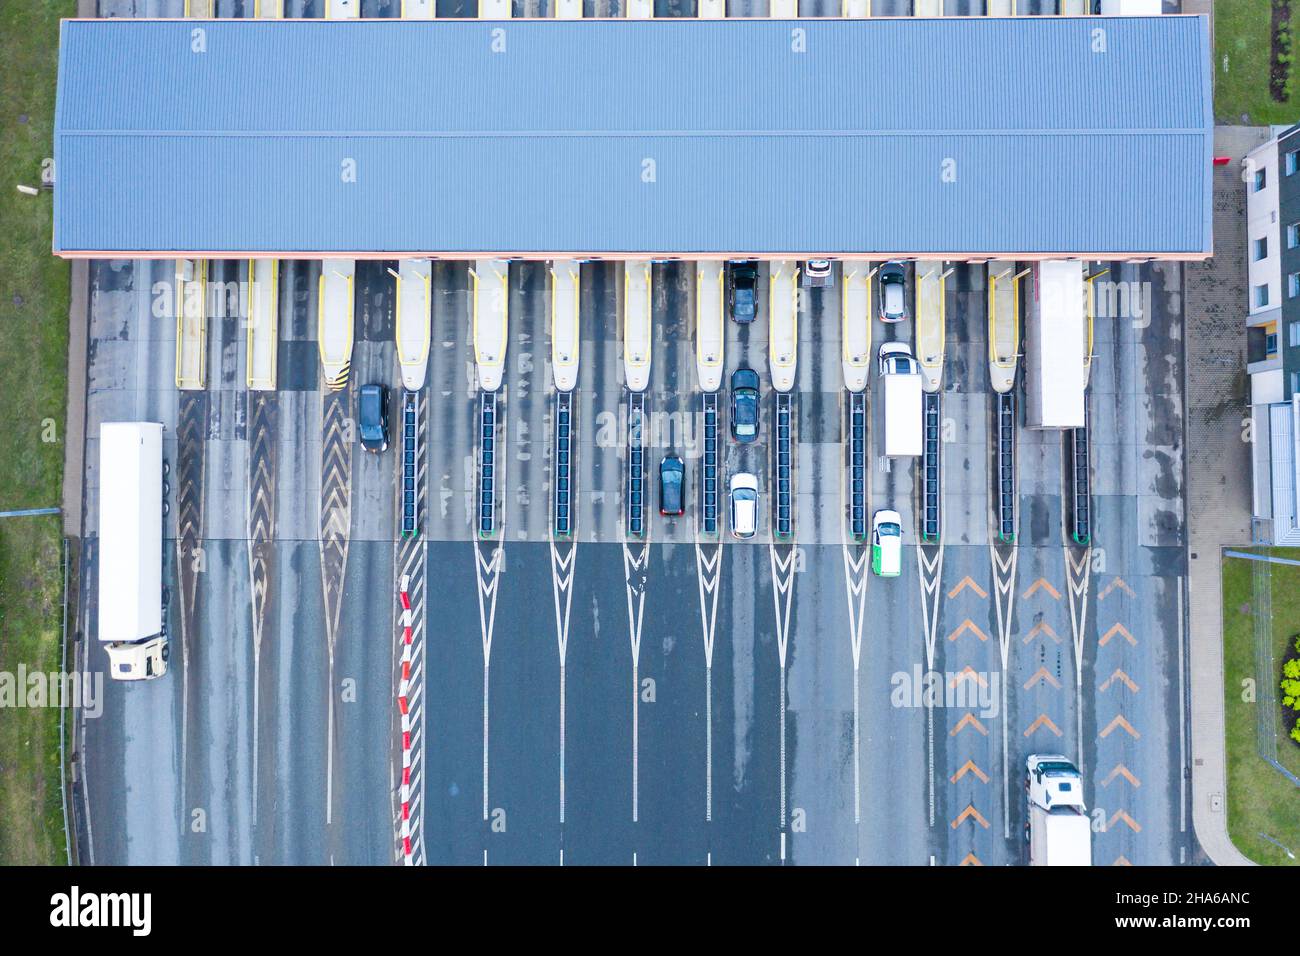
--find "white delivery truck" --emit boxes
[98,422,169,681]
[1025,261,1086,430]
[1026,754,1092,866]
[878,342,923,458]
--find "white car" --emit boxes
[878,260,907,323]
[871,509,902,577]
[729,472,759,539]
[802,259,833,288]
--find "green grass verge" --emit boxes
[1215,0,1299,126]
[0,0,75,865]
[1223,549,1300,866]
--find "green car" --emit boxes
[872,510,902,577]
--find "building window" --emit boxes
[1256,236,1270,260]
[1288,149,1300,175]
[1293,371,1300,396]
[1290,223,1300,249]
[1291,273,1300,298]
[1267,330,1279,356]
[1291,320,1300,347]
[1256,284,1271,307]
[1255,167,1267,191]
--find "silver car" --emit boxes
[878,260,907,323]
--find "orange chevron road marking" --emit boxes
[1099,714,1141,740]
[1023,713,1062,737]
[951,759,990,784]
[1109,810,1142,833]
[959,853,982,866]
[1102,763,1142,788]
[1023,578,1061,600]
[1023,620,1061,644]
[1023,666,1062,690]
[1112,855,1133,866]
[949,666,988,690]
[947,576,988,600]
[1100,622,1137,647]
[1100,669,1140,693]
[951,804,990,829]
[947,619,989,643]
[951,713,989,737]
[1098,577,1136,601]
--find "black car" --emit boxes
[731,367,760,443]
[359,383,389,453]
[659,455,685,516]
[728,261,758,324]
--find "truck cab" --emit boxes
[1026,753,1092,866]
[105,638,169,681]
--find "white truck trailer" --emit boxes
[97,422,169,681]
[1026,753,1092,866]
[1025,260,1086,430]
[878,342,923,458]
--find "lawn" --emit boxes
[1215,0,1300,126]
[1222,549,1300,866]
[0,0,75,865]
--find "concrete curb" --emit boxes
[60,258,89,541]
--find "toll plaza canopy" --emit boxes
[53,15,1213,260]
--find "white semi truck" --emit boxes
[97,422,169,681]
[878,342,923,458]
[1026,753,1092,866]
[1025,260,1086,430]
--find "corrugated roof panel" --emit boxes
[54,15,1213,257]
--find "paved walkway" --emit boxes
[1183,125,1271,867]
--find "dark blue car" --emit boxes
[731,367,760,443]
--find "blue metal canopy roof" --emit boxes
[53,15,1213,258]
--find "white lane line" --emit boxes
[694,534,722,822]
[990,543,1019,840]
[769,543,797,852]
[623,540,649,824]
[1177,575,1187,834]
[475,542,505,822]
[549,539,577,824]
[1064,544,1092,768]
[841,543,869,825]
[915,542,944,829]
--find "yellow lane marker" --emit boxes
[951,804,990,829]
[1098,576,1136,601]
[947,619,989,643]
[1100,622,1136,647]
[1022,666,1062,691]
[1023,620,1061,645]
[1102,763,1142,788]
[1023,713,1062,737]
[1109,810,1142,834]
[951,713,988,737]
[950,759,990,784]
[946,575,988,600]
[1100,668,1139,693]
[1099,714,1141,740]
[949,667,988,690]
[1022,578,1061,600]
